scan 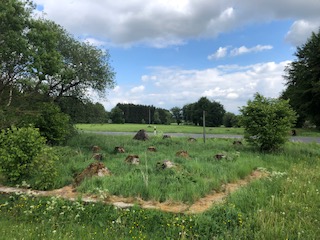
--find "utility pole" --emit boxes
[203,110,206,143]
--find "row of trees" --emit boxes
[110,103,171,124]
[107,99,235,126]
[171,97,239,127]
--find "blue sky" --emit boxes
[34,0,320,113]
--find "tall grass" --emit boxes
[0,134,319,239]
[65,134,262,203]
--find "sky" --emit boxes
[33,0,320,114]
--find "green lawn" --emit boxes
[76,123,320,137]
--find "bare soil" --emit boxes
[0,170,268,214]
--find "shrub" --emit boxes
[0,126,58,189]
[22,102,76,145]
[240,93,297,152]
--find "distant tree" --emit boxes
[182,103,196,124]
[240,93,297,152]
[223,112,239,127]
[110,106,124,123]
[193,97,225,127]
[153,110,161,124]
[170,107,182,125]
[283,28,320,128]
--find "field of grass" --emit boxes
[0,133,320,239]
[76,123,320,137]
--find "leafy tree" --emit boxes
[30,102,75,145]
[240,93,297,152]
[0,0,115,145]
[182,103,196,124]
[223,112,239,127]
[188,97,225,127]
[170,107,182,125]
[283,29,320,128]
[110,106,124,123]
[153,110,161,124]
[23,19,115,102]
[0,0,33,106]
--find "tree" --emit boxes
[153,110,161,124]
[182,103,196,124]
[0,0,33,106]
[283,29,320,128]
[24,19,115,102]
[0,0,115,144]
[170,107,182,125]
[223,112,239,127]
[240,93,297,152]
[110,106,124,123]
[192,97,225,127]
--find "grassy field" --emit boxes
[76,123,320,137]
[0,133,319,239]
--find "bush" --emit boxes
[240,93,297,151]
[0,126,58,189]
[22,102,76,145]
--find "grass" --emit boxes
[76,123,320,137]
[60,134,267,203]
[0,133,320,239]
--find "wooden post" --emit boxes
[203,110,206,143]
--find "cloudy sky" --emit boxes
[34,0,320,113]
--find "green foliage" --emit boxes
[283,28,320,128]
[0,0,33,105]
[110,106,125,123]
[21,102,76,145]
[223,112,239,127]
[116,103,171,124]
[170,106,182,125]
[28,146,59,190]
[0,126,58,189]
[153,110,161,124]
[240,93,297,151]
[0,0,115,137]
[182,97,226,127]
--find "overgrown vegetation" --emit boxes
[0,134,319,239]
[0,126,58,189]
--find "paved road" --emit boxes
[82,131,320,144]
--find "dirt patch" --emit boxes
[74,162,111,186]
[0,170,268,214]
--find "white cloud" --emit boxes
[34,0,320,48]
[208,45,273,60]
[130,85,145,93]
[83,37,107,47]
[285,19,320,46]
[208,47,229,60]
[231,45,273,56]
[102,61,291,113]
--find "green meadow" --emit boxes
[0,132,319,239]
[76,123,320,137]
